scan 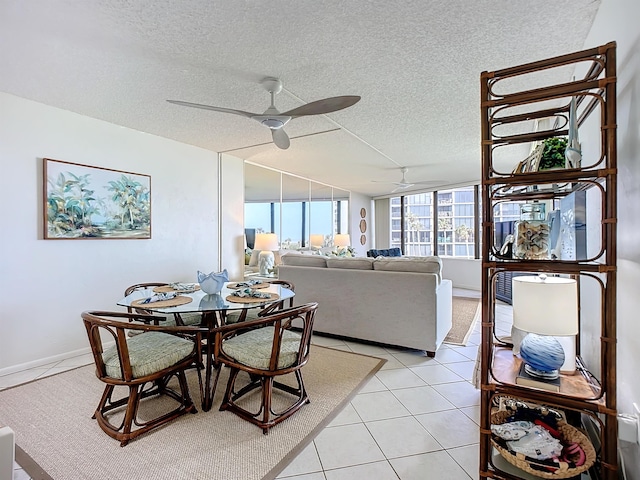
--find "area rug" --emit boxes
[0,346,384,480]
[444,296,481,346]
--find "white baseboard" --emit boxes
[453,284,481,292]
[0,346,93,377]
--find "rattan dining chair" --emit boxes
[82,310,206,446]
[214,302,317,434]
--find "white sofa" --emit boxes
[278,255,453,356]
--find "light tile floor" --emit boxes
[3,288,514,480]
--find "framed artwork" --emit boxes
[43,158,151,239]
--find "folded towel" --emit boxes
[169,282,198,292]
[234,280,263,288]
[231,288,271,299]
[140,292,177,304]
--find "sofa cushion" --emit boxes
[373,256,442,276]
[326,257,375,270]
[281,254,327,268]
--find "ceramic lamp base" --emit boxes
[523,364,560,380]
[519,333,565,381]
[258,250,275,276]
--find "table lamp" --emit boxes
[512,274,579,378]
[334,234,351,253]
[310,234,324,249]
[254,233,279,275]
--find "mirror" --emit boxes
[333,188,350,238]
[310,182,333,248]
[281,173,311,249]
[244,164,281,247]
[244,163,351,253]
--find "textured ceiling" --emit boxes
[0,0,601,197]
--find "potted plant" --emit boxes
[538,137,568,170]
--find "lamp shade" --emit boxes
[310,234,324,248]
[512,275,578,336]
[254,233,279,251]
[334,234,351,247]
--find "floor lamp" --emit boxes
[512,274,579,378]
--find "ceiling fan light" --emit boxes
[261,118,285,129]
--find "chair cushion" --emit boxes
[102,332,195,379]
[225,309,260,324]
[178,313,202,326]
[221,327,302,370]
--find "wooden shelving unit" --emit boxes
[479,42,618,479]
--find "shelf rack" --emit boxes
[479,42,617,479]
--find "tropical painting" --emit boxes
[43,158,151,239]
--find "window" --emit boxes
[390,185,478,258]
[390,194,434,256]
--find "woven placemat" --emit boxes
[225,293,279,303]
[131,296,193,309]
[153,285,200,293]
[228,282,270,289]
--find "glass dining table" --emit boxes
[117,281,295,411]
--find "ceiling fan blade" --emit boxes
[271,128,291,149]
[166,100,256,118]
[281,96,361,118]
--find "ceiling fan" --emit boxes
[375,167,440,193]
[167,77,360,150]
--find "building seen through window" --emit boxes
[391,187,478,258]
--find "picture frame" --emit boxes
[43,158,151,239]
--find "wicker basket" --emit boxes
[491,410,596,478]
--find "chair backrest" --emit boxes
[215,302,318,373]
[82,311,203,383]
[123,283,169,315]
[258,279,296,316]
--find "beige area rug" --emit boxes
[0,346,384,480]
[443,296,481,346]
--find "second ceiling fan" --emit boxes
[375,167,440,193]
[167,77,360,150]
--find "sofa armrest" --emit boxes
[435,279,453,349]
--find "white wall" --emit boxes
[373,198,391,248]
[0,92,223,373]
[348,192,373,257]
[441,258,481,291]
[220,153,245,281]
[580,0,640,475]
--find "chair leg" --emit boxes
[219,367,240,411]
[93,370,197,446]
[176,370,197,415]
[261,377,274,435]
[120,385,142,446]
[220,369,310,434]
